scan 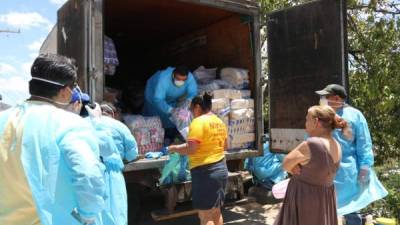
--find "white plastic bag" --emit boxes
[193,66,217,84]
[198,82,220,92]
[230,108,254,120]
[212,98,230,111]
[212,89,243,99]
[231,99,254,110]
[170,100,192,140]
[272,178,290,199]
[220,67,249,89]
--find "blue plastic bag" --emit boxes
[245,142,287,189]
[159,153,191,185]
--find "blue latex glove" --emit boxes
[104,156,124,172]
[145,151,163,159]
[160,146,169,156]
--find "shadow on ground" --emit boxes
[134,202,281,225]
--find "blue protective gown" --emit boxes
[333,105,388,215]
[94,116,138,161]
[245,142,287,186]
[88,116,138,225]
[143,67,198,128]
[91,129,120,225]
[0,101,106,225]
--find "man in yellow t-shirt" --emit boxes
[168,92,228,225]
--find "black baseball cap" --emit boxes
[315,84,347,99]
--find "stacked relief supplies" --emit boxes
[211,98,230,126]
[229,98,255,150]
[198,66,255,151]
[220,67,249,90]
[123,115,164,155]
[194,66,233,92]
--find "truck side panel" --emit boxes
[267,0,347,152]
[57,0,89,91]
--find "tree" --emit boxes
[347,0,400,164]
[260,0,400,164]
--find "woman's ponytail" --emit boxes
[309,105,352,140]
[334,115,352,140]
[191,92,213,112]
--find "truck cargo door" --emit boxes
[57,0,103,101]
[267,0,347,152]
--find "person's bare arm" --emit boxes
[169,141,200,155]
[282,141,310,174]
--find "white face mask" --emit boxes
[31,87,73,106]
[320,96,345,107]
[319,96,328,106]
[174,79,185,87]
[31,77,82,107]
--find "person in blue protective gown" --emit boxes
[69,93,138,225]
[316,84,388,225]
[245,140,287,190]
[0,54,106,225]
[99,102,138,162]
[143,66,197,142]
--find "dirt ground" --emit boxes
[136,202,282,225]
[222,202,281,225]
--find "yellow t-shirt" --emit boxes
[187,114,227,169]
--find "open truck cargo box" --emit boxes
[43,0,350,162]
[55,0,264,170]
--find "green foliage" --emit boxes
[347,1,400,164]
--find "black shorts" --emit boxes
[190,159,228,210]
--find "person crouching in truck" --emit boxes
[166,92,228,225]
[68,90,138,225]
[143,66,198,143]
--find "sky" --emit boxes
[0,0,67,105]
